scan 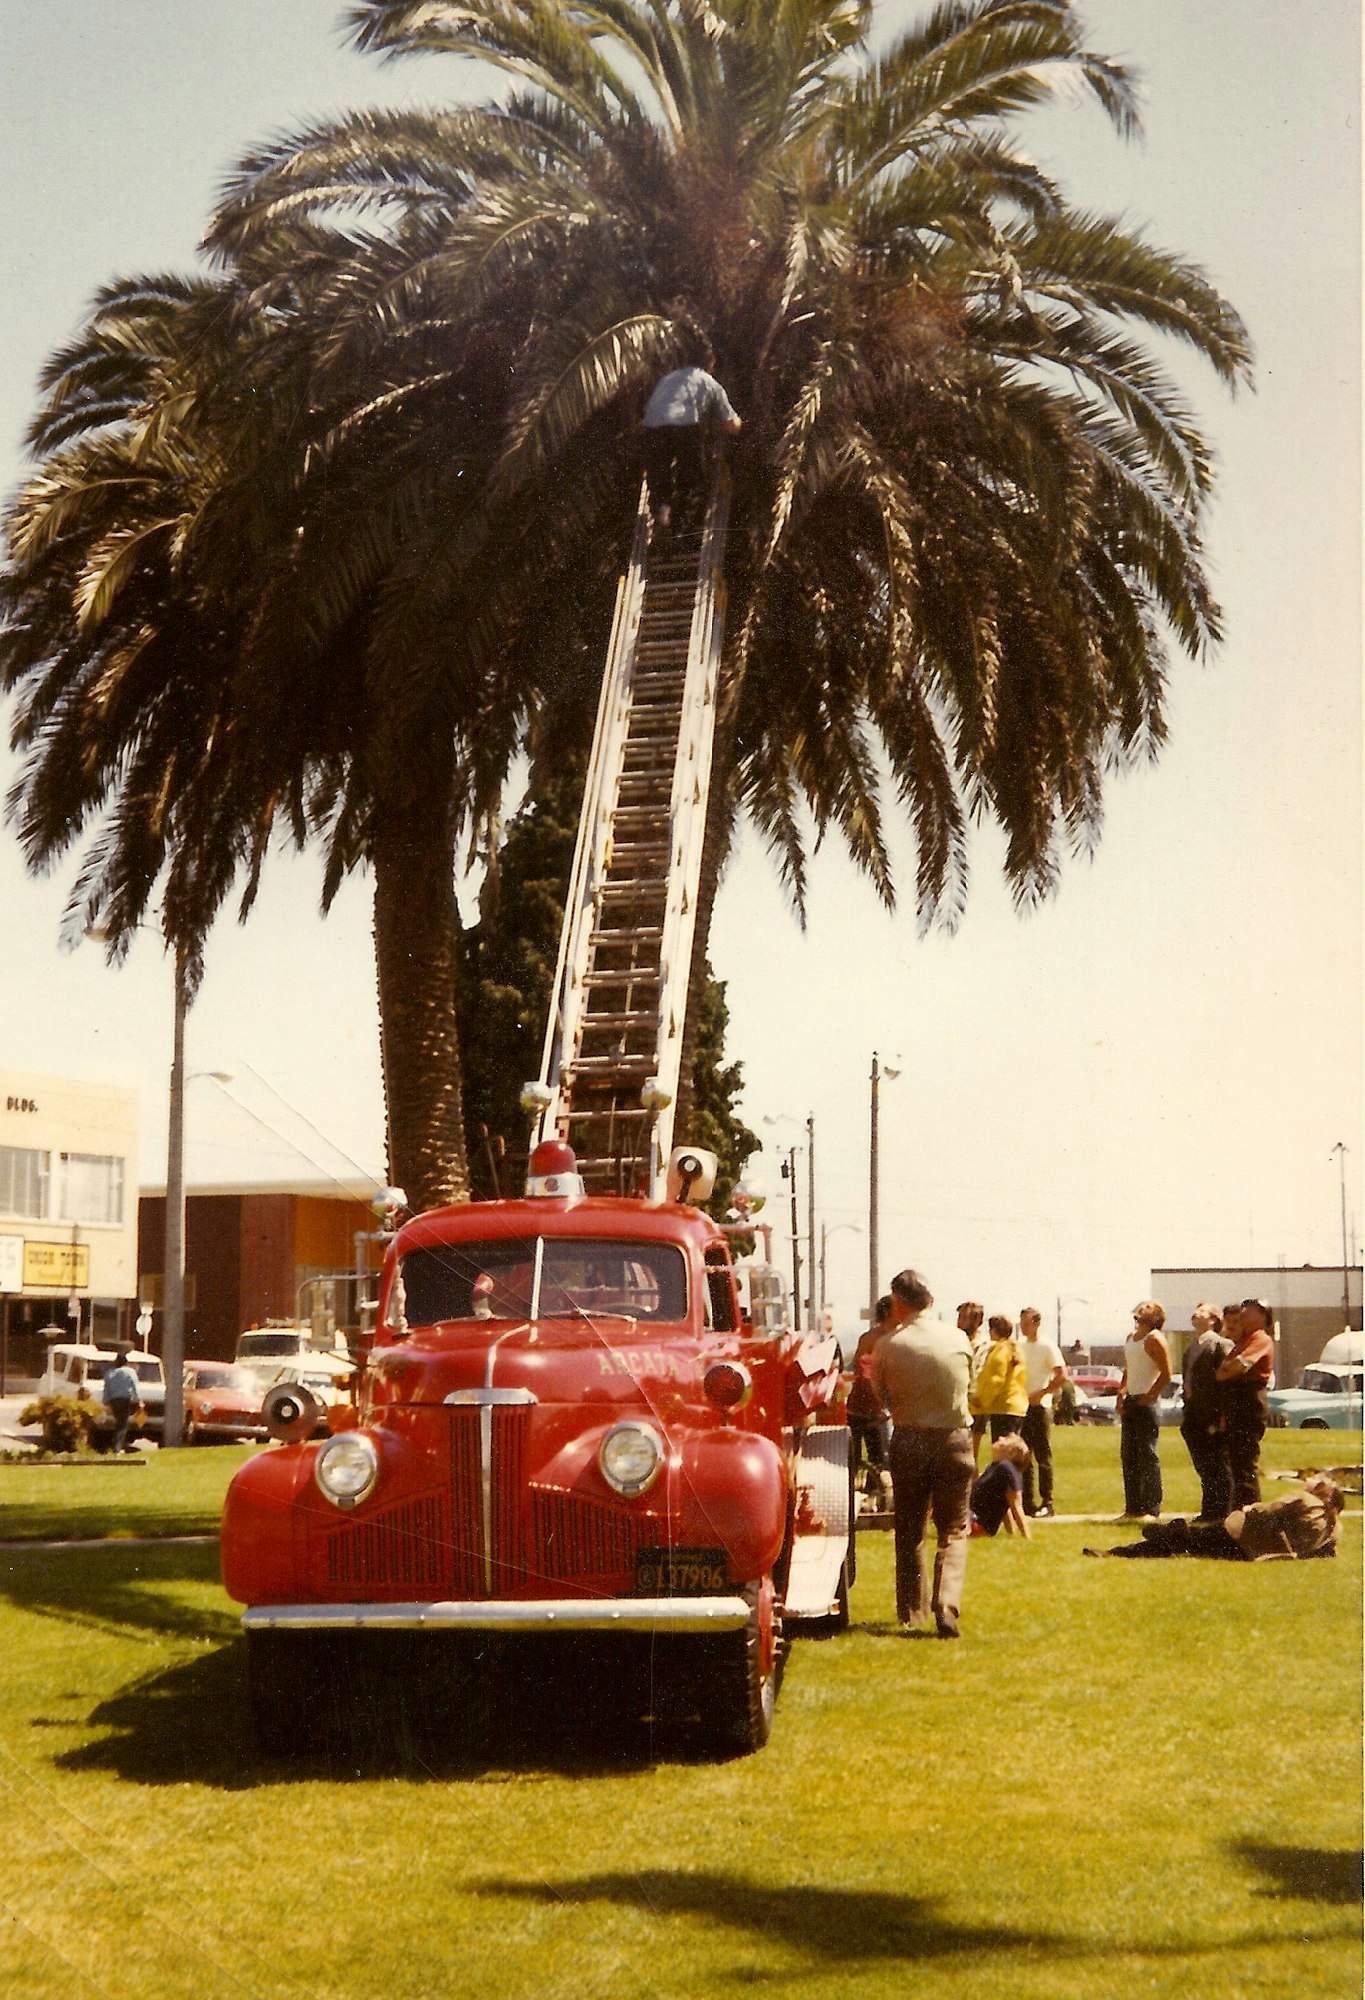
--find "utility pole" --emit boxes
[868,1053,900,1322]
[1332,1142,1350,1329]
[785,1146,803,1331]
[806,1113,817,1329]
[162,945,189,1448]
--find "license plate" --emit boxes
[635,1547,728,1594]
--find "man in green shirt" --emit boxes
[871,1269,975,1637]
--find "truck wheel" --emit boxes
[707,1577,782,1757]
[1301,1418,1329,1429]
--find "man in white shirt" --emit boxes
[642,340,742,536]
[1019,1306,1066,1517]
[871,1269,975,1637]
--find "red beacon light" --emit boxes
[526,1139,585,1200]
[703,1359,753,1417]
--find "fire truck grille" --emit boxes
[449,1408,483,1596]
[324,1493,448,1590]
[491,1407,529,1590]
[531,1490,647,1582]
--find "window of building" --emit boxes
[58,1152,125,1226]
[0,1146,49,1220]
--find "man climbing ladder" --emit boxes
[642,339,742,537]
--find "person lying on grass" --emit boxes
[1083,1475,1344,1562]
[969,1435,1033,1539]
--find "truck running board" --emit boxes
[783,1424,853,1620]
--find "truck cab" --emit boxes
[221,1141,850,1757]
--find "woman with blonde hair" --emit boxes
[968,1314,1028,1444]
[1118,1300,1172,1520]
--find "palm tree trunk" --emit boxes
[372,792,471,1213]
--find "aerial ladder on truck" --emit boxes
[520,463,854,1625]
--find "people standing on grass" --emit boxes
[1117,1300,1171,1519]
[957,1300,989,1464]
[1181,1302,1234,1520]
[847,1295,894,1499]
[968,1314,1028,1445]
[1018,1306,1065,1518]
[100,1348,141,1455]
[871,1269,975,1638]
[1216,1297,1275,1507]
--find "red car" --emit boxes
[221,1142,850,1758]
[1070,1366,1123,1398]
[182,1362,266,1444]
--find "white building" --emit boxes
[1150,1263,1363,1387]
[1,1067,139,1380]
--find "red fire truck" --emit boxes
[221,471,853,1754]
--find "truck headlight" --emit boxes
[314,1431,379,1509]
[599,1422,664,1497]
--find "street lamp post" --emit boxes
[868,1053,900,1322]
[1056,1294,1090,1352]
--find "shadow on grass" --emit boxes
[475,1871,1043,1965]
[52,1634,722,1788]
[0,1539,236,1644]
[1232,1842,1364,1905]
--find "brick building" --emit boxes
[137,1182,380,1363]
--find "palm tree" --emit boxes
[211,0,1251,1129]
[0,262,491,1212]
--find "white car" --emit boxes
[234,1324,354,1404]
[37,1343,166,1433]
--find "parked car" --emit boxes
[1070,1366,1123,1399]
[182,1362,267,1444]
[234,1323,354,1400]
[1071,1384,1117,1426]
[1267,1363,1364,1430]
[1153,1376,1184,1427]
[37,1343,165,1434]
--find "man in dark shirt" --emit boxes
[970,1436,1032,1538]
[1217,1298,1275,1506]
[1181,1301,1233,1520]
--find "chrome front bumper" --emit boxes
[241,1596,751,1634]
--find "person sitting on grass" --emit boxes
[1083,1476,1344,1561]
[969,1435,1033,1539]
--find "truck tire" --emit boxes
[706,1577,782,1757]
[1301,1418,1329,1429]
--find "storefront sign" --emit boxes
[22,1241,90,1289]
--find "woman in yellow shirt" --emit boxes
[969,1315,1029,1440]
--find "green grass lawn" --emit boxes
[0,1429,1358,2000]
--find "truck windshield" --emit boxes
[1299,1368,1344,1394]
[238,1333,304,1358]
[398,1237,687,1327]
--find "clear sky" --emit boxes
[1,1,1359,1346]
